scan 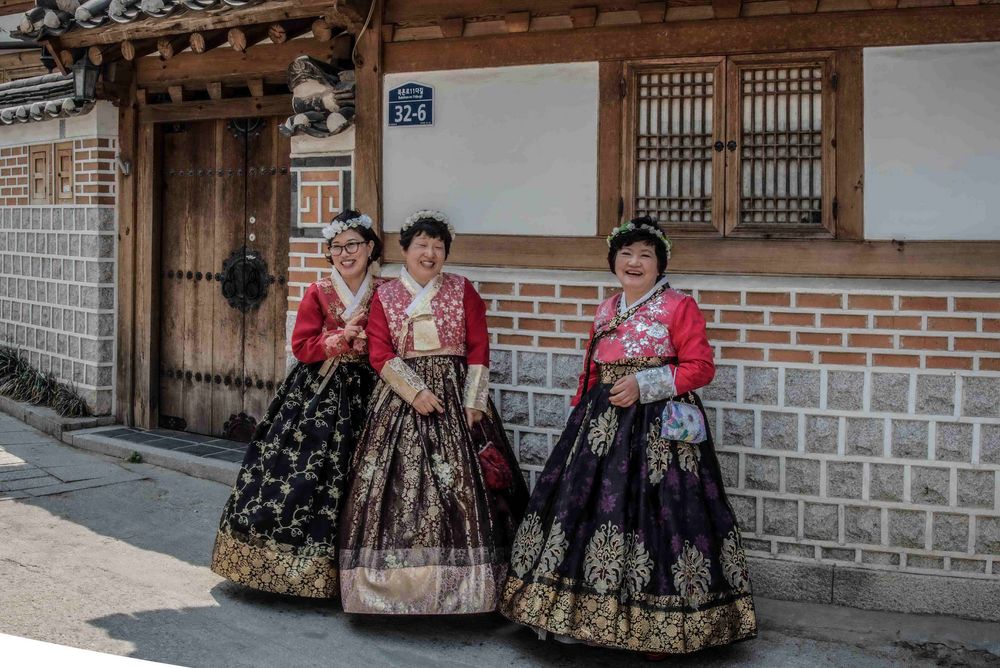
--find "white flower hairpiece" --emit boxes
[322,213,373,240]
[401,209,457,237]
[607,220,673,259]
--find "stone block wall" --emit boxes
[0,118,117,415]
[281,256,1000,611]
[462,268,1000,587]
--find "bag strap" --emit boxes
[579,282,669,397]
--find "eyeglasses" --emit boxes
[329,241,365,256]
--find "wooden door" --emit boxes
[158,117,290,439]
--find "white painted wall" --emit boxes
[864,42,1000,240]
[382,62,599,237]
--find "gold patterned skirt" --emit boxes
[338,355,528,614]
[500,360,757,653]
[211,360,376,598]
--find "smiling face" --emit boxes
[614,240,660,295]
[328,228,372,283]
[402,231,447,285]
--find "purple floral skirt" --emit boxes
[500,362,757,654]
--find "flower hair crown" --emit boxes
[322,213,373,240]
[401,209,457,237]
[607,220,673,258]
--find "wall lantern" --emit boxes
[72,58,100,100]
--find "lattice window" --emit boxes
[624,53,836,238]
[627,59,724,234]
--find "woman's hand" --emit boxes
[609,374,640,408]
[465,407,484,429]
[342,313,366,342]
[413,389,445,416]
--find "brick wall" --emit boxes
[281,255,1000,606]
[0,130,117,415]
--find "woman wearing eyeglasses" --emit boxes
[211,208,385,599]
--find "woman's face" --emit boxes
[327,228,372,282]
[402,232,446,285]
[614,240,660,294]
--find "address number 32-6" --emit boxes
[393,103,428,124]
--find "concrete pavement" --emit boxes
[1,415,999,668]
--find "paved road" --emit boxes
[1,416,998,668]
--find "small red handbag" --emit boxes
[476,425,513,491]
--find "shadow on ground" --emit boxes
[87,582,755,668]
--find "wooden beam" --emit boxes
[354,0,382,230]
[712,0,743,19]
[121,39,159,62]
[868,0,898,7]
[268,23,288,43]
[206,82,223,100]
[228,27,249,52]
[835,48,864,240]
[157,35,187,60]
[385,0,626,24]
[167,85,184,103]
[384,6,1000,72]
[312,17,335,41]
[569,7,598,28]
[638,2,666,22]
[57,0,339,48]
[505,12,530,33]
[247,78,265,97]
[136,88,147,105]
[87,45,112,66]
[788,0,819,12]
[189,31,230,54]
[382,23,396,42]
[138,95,292,123]
[58,49,74,70]
[439,17,464,38]
[136,38,346,87]
[597,61,623,236]
[383,233,1000,280]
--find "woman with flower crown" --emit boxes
[338,210,528,615]
[500,216,756,656]
[211,209,386,598]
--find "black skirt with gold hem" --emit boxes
[211,359,376,598]
[500,360,757,653]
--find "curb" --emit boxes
[63,427,240,487]
[0,395,115,438]
[0,397,238,487]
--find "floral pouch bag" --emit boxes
[659,400,708,444]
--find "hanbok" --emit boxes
[211,270,382,597]
[338,269,528,614]
[500,279,757,652]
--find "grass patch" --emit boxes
[0,346,91,418]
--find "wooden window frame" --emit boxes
[28,144,51,205]
[53,141,75,203]
[622,51,839,240]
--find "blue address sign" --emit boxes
[388,82,434,127]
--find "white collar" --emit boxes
[331,267,373,321]
[618,276,669,314]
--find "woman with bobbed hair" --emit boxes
[211,209,385,598]
[338,210,528,615]
[501,216,756,657]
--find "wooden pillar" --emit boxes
[354,0,383,233]
[115,98,138,425]
[133,123,162,429]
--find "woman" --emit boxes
[338,210,528,615]
[211,209,384,598]
[500,216,756,655]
